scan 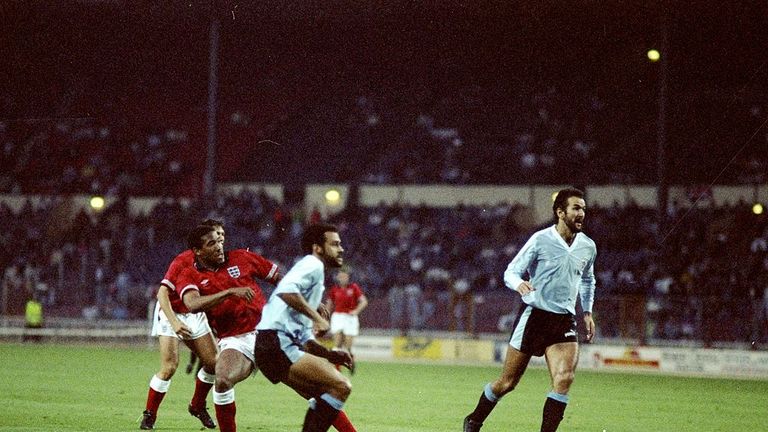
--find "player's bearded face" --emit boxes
[320,232,344,268]
[562,198,586,233]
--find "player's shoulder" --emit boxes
[175,264,202,285]
[530,226,555,242]
[227,249,251,259]
[292,255,324,275]
[170,250,194,266]
[228,248,270,261]
[577,232,596,246]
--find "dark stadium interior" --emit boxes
[2,2,767,347]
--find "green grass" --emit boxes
[1,343,767,431]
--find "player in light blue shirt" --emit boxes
[464,188,597,432]
[254,224,354,432]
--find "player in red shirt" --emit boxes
[180,224,359,432]
[140,220,223,430]
[175,224,278,432]
[325,270,368,374]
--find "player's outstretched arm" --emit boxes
[183,287,255,313]
[304,340,354,370]
[277,292,330,335]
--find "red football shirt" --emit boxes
[176,249,279,338]
[160,250,195,314]
[327,283,364,314]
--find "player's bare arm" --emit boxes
[183,287,255,313]
[351,295,368,316]
[318,302,331,321]
[157,285,192,338]
[303,339,354,369]
[277,292,330,334]
[583,312,595,342]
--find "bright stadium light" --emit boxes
[753,203,764,215]
[551,191,558,202]
[325,189,341,205]
[89,196,105,210]
[647,49,661,62]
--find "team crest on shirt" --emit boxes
[227,266,240,278]
[579,259,588,272]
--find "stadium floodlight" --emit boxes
[753,203,764,215]
[647,49,661,62]
[325,189,341,205]
[89,196,105,210]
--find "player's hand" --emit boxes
[172,321,192,339]
[228,287,255,302]
[583,313,595,342]
[516,281,535,296]
[317,303,331,321]
[327,348,354,370]
[313,316,330,337]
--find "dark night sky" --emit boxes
[4,1,767,111]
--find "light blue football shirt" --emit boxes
[504,225,596,315]
[257,254,325,343]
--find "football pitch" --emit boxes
[1,343,766,431]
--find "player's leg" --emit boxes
[333,331,344,350]
[330,313,345,367]
[344,315,359,374]
[342,334,356,374]
[184,332,218,429]
[141,335,179,429]
[186,351,198,374]
[464,305,540,432]
[540,342,579,432]
[213,334,256,432]
[288,353,352,432]
[283,376,357,432]
[464,346,530,431]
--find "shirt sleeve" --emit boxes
[579,252,597,313]
[161,254,186,290]
[245,251,280,283]
[175,267,200,301]
[274,257,320,295]
[352,283,364,299]
[504,234,538,291]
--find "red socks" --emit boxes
[332,410,357,432]
[215,402,237,432]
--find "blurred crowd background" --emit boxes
[2,2,767,348]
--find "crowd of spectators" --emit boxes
[1,187,766,347]
[2,75,767,348]
[0,116,202,197]
[3,78,767,195]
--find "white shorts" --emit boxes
[218,330,257,364]
[150,302,211,340]
[330,313,360,336]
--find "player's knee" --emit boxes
[495,376,520,395]
[158,367,176,380]
[159,360,178,378]
[332,376,352,400]
[552,370,575,390]
[200,356,216,371]
[215,376,235,391]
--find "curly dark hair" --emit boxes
[301,224,338,254]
